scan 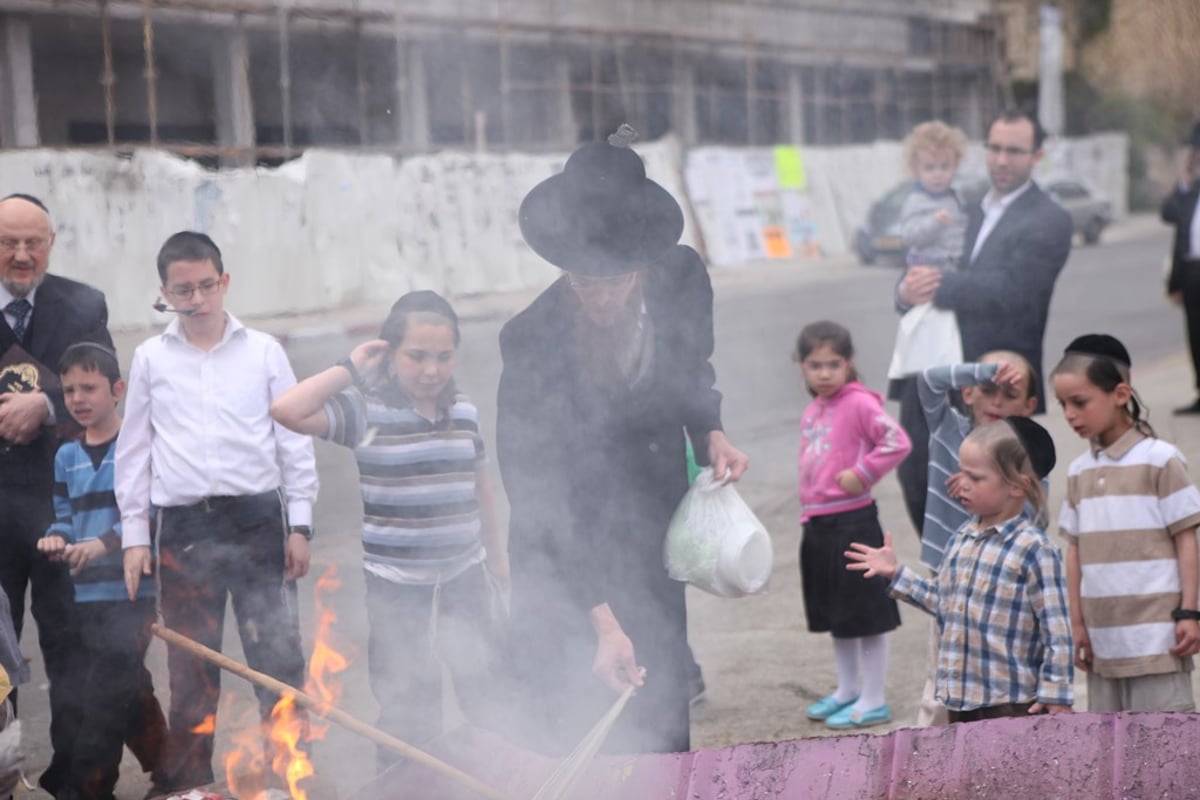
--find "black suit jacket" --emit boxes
[1163,183,1200,298]
[934,182,1073,412]
[0,273,113,491]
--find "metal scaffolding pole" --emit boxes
[99,0,117,144]
[141,0,158,144]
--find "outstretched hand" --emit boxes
[844,531,899,581]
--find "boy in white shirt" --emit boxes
[115,231,318,792]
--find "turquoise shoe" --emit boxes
[805,694,858,721]
[825,703,892,730]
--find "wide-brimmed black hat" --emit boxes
[518,133,684,276]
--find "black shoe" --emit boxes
[1174,399,1200,415]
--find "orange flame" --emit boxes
[223,565,351,799]
[190,714,216,735]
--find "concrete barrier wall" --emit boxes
[0,132,1126,330]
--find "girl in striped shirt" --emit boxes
[271,291,506,772]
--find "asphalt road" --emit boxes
[15,221,1186,797]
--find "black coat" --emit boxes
[935,182,1072,412]
[495,245,722,754]
[0,273,113,491]
[1164,183,1200,299]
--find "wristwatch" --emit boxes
[1171,607,1200,622]
[289,525,314,541]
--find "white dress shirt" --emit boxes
[969,180,1034,263]
[115,311,318,548]
[1189,186,1200,260]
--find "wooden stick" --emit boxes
[152,623,510,800]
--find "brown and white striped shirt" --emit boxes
[1058,428,1200,678]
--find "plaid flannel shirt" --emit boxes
[891,512,1074,711]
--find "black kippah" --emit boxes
[1005,416,1057,479]
[1064,333,1131,367]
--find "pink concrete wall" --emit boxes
[360,713,1200,799]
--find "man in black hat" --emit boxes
[1163,121,1200,414]
[495,131,748,755]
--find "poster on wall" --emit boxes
[684,145,822,268]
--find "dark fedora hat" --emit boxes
[518,133,684,276]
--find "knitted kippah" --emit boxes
[1005,416,1057,479]
[1064,333,1131,367]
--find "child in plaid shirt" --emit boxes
[846,417,1074,721]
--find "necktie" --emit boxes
[5,298,31,342]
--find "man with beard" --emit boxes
[0,193,113,795]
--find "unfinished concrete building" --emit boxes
[0,0,1005,161]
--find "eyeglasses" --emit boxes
[166,279,222,300]
[985,143,1034,157]
[0,237,48,254]
[565,272,640,292]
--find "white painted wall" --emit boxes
[0,132,1127,330]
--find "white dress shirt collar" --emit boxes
[970,180,1034,262]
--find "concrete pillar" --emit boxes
[393,33,429,150]
[1,15,40,147]
[554,52,574,146]
[672,56,696,145]
[787,66,805,145]
[212,25,255,161]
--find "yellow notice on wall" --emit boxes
[774,146,807,190]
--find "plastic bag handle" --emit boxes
[693,467,732,492]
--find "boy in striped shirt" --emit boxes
[38,343,166,799]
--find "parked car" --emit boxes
[853,175,988,265]
[854,174,1112,265]
[1043,178,1112,245]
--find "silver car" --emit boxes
[1044,178,1112,245]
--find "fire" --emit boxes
[223,566,352,799]
[191,715,216,735]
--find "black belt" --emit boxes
[167,489,279,513]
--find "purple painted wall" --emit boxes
[359,713,1200,799]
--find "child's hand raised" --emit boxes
[945,471,967,500]
[991,361,1023,388]
[845,531,899,581]
[348,339,392,386]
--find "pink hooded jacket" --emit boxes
[798,381,912,522]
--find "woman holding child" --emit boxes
[495,128,748,754]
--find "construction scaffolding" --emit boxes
[0,0,1007,161]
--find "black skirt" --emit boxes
[800,503,902,638]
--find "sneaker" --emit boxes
[805,694,857,721]
[825,703,892,730]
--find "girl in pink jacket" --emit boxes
[795,320,911,730]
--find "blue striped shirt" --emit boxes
[324,388,486,585]
[917,362,998,570]
[891,513,1074,711]
[46,437,154,603]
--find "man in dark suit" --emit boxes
[893,109,1072,531]
[1164,122,1200,414]
[0,193,114,795]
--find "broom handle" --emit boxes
[151,623,510,800]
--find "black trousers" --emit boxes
[65,599,167,800]
[893,377,930,535]
[0,489,81,795]
[157,490,305,789]
[364,564,497,774]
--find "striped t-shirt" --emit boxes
[1058,428,1200,678]
[47,437,155,603]
[324,388,487,585]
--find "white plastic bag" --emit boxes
[664,468,773,597]
[886,302,963,379]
